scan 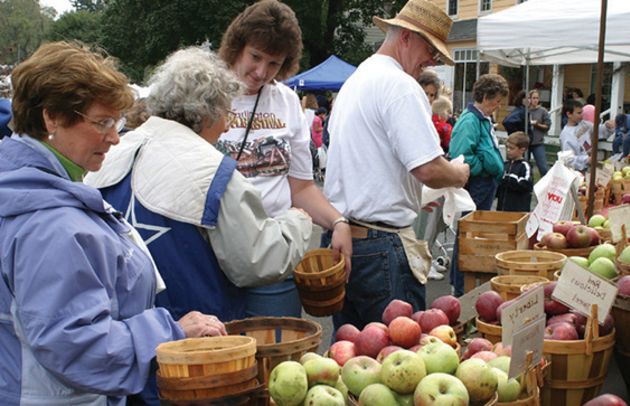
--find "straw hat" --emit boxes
[373,0,454,65]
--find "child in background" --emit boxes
[311,106,326,148]
[432,95,453,154]
[496,132,533,212]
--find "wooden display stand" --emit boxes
[458,211,529,293]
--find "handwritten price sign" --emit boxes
[501,284,545,346]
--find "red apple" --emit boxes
[553,220,575,236]
[429,325,458,348]
[415,309,449,333]
[462,337,494,360]
[544,322,578,340]
[541,232,568,249]
[623,194,630,205]
[566,225,592,248]
[336,324,360,343]
[430,295,461,325]
[600,314,615,336]
[382,299,413,325]
[364,322,389,335]
[419,333,442,347]
[475,291,504,323]
[587,227,601,246]
[492,342,512,357]
[388,316,421,348]
[329,340,357,366]
[583,393,628,406]
[495,299,515,324]
[547,313,578,327]
[355,325,390,358]
[470,350,498,362]
[544,282,570,315]
[376,345,403,363]
[618,275,630,296]
[573,311,588,338]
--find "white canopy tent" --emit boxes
[477,0,630,67]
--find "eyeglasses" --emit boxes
[415,33,441,63]
[74,110,126,134]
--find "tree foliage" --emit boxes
[0,0,54,64]
[46,10,103,45]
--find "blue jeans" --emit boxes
[245,278,302,318]
[450,176,498,297]
[529,144,548,177]
[321,229,426,331]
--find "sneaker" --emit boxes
[428,266,445,281]
[433,262,447,273]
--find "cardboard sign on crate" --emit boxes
[508,315,545,380]
[501,284,545,346]
[553,261,618,323]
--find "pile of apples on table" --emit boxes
[540,218,607,250]
[568,243,620,280]
[475,283,614,342]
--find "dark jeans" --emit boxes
[450,176,498,297]
[529,144,548,177]
[321,228,426,331]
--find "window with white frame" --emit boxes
[452,49,490,114]
[447,0,458,16]
[480,0,492,12]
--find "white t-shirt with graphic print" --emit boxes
[324,54,444,227]
[217,81,313,218]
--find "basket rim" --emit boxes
[294,249,345,279]
[491,275,550,286]
[496,249,567,265]
[224,316,322,351]
[156,335,256,363]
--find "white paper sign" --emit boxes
[608,204,630,243]
[501,285,545,346]
[508,315,545,380]
[553,261,618,323]
[527,161,578,239]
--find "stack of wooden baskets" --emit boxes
[155,335,262,405]
[495,250,566,280]
[294,248,346,317]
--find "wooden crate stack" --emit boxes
[458,210,529,293]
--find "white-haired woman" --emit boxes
[86,46,312,323]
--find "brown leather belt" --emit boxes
[349,224,369,239]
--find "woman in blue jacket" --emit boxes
[448,73,509,296]
[0,41,224,406]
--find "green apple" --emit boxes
[300,351,323,365]
[589,243,617,264]
[588,214,607,228]
[589,257,618,279]
[602,220,611,229]
[303,385,345,406]
[393,392,414,406]
[269,361,308,406]
[487,355,511,374]
[418,341,459,375]
[334,376,348,404]
[569,256,590,269]
[623,167,630,176]
[455,358,498,403]
[619,246,630,265]
[340,355,381,397]
[491,367,523,402]
[304,357,340,387]
[358,383,398,406]
[414,373,469,406]
[380,349,426,394]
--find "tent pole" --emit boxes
[524,51,530,136]
[587,0,608,219]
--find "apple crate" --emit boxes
[225,316,321,404]
[458,211,529,292]
[155,335,259,403]
[541,310,615,406]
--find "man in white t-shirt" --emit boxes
[323,0,469,330]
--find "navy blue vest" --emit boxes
[99,156,246,322]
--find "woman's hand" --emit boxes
[178,311,227,338]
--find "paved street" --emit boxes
[302,223,629,401]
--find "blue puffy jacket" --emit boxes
[0,135,184,406]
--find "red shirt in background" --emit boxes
[432,114,452,153]
[311,115,323,148]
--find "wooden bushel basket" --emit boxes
[294,248,346,317]
[225,316,321,398]
[156,336,258,403]
[541,305,615,406]
[476,316,502,344]
[490,275,549,301]
[496,250,566,280]
[611,292,630,395]
[533,242,595,259]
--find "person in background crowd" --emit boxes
[527,89,551,176]
[322,95,335,147]
[323,0,469,330]
[0,40,226,406]
[0,97,11,138]
[612,113,628,155]
[122,97,150,132]
[449,73,509,297]
[302,93,318,128]
[418,69,441,104]
[432,95,453,154]
[496,131,533,212]
[501,90,527,135]
[560,99,615,172]
[311,106,326,149]
[217,0,351,318]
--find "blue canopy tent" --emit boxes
[284,55,356,91]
